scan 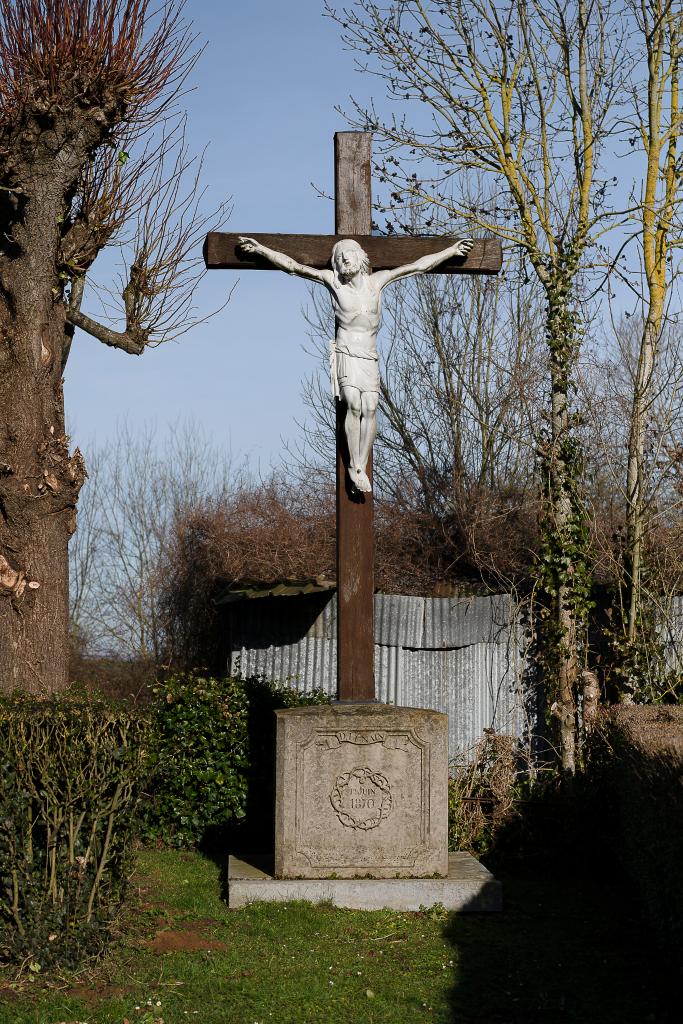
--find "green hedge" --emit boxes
[141,673,249,847]
[0,692,147,968]
[141,674,329,849]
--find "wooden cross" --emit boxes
[204,132,501,703]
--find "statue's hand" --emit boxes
[452,238,474,257]
[238,236,262,256]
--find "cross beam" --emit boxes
[204,132,502,703]
[204,232,502,276]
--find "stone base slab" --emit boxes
[227,853,502,912]
[275,703,449,879]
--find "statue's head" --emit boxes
[332,239,370,280]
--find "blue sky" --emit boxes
[64,1,648,475]
[65,1,368,470]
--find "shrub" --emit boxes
[0,691,147,968]
[141,674,329,849]
[448,731,521,854]
[142,673,250,847]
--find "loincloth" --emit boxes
[329,341,380,398]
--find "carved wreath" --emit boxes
[329,767,392,830]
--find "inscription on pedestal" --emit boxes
[330,767,392,830]
[275,705,448,879]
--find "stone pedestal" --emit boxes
[228,853,502,911]
[274,703,448,879]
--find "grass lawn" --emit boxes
[0,846,671,1024]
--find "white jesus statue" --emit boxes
[238,234,474,493]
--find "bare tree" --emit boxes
[580,313,683,701]
[0,2,228,692]
[326,0,626,770]
[69,422,236,663]
[619,0,683,694]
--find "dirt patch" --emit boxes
[64,983,134,1006]
[146,919,228,954]
[148,930,228,953]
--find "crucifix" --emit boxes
[204,132,501,705]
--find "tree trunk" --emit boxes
[552,455,579,776]
[556,593,578,774]
[620,0,680,700]
[544,287,585,776]
[622,313,662,702]
[0,308,85,692]
[625,319,658,624]
[0,153,87,693]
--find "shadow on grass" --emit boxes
[195,710,678,1024]
[443,791,677,1024]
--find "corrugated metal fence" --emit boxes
[227,592,535,760]
[662,596,683,673]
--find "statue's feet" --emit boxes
[351,468,372,493]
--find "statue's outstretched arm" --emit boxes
[238,237,331,285]
[375,238,474,288]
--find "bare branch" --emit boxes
[117,129,232,346]
[65,305,145,355]
[0,1,198,137]
[66,121,232,351]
